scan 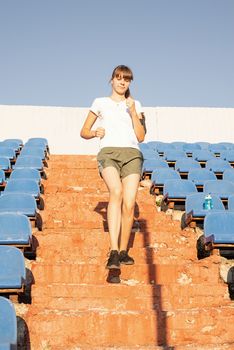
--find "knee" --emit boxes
[109,187,122,202]
[122,199,135,215]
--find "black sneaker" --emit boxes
[119,250,134,265]
[106,250,120,269]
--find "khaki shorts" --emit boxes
[97,147,143,179]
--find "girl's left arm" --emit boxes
[126,97,146,142]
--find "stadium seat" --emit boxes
[25,137,50,154]
[0,213,32,247]
[188,169,217,190]
[0,170,6,190]
[150,168,181,194]
[223,169,234,183]
[220,150,234,166]
[141,149,161,160]
[217,142,234,150]
[155,143,175,156]
[197,212,234,259]
[0,147,16,163]
[205,158,232,178]
[0,193,42,231]
[196,142,210,150]
[163,150,187,166]
[10,168,44,194]
[203,180,234,203]
[161,179,197,211]
[170,141,187,150]
[146,141,164,151]
[142,159,169,178]
[0,157,11,177]
[0,246,26,292]
[175,158,201,178]
[208,143,227,155]
[0,297,17,348]
[4,179,44,210]
[228,195,234,211]
[20,147,48,166]
[192,150,215,166]
[14,155,46,179]
[183,143,201,156]
[138,143,149,151]
[181,193,225,229]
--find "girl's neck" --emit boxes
[110,92,126,102]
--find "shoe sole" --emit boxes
[106,264,121,269]
[120,261,134,265]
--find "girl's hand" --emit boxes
[94,127,105,139]
[126,97,136,115]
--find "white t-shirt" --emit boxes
[90,97,143,150]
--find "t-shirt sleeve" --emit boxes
[135,100,144,114]
[90,98,100,116]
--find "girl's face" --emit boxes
[111,74,131,96]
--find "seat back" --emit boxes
[0,147,15,159]
[0,246,26,282]
[0,297,17,345]
[14,155,43,169]
[0,213,32,240]
[4,179,40,195]
[143,159,169,171]
[206,158,232,172]
[175,159,201,172]
[0,193,37,213]
[0,170,5,183]
[192,150,215,162]
[204,212,234,238]
[151,168,180,184]
[0,157,10,170]
[185,193,225,214]
[223,169,234,183]
[164,150,187,161]
[163,179,197,197]
[188,169,217,185]
[204,180,234,196]
[10,168,41,182]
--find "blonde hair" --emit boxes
[111,65,133,98]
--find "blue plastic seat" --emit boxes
[2,139,22,152]
[142,159,169,178]
[188,169,217,189]
[163,179,197,198]
[20,146,46,161]
[217,142,234,150]
[141,149,161,160]
[0,213,32,246]
[14,155,46,179]
[25,138,50,154]
[0,147,16,161]
[220,150,234,165]
[170,141,187,150]
[228,195,234,211]
[0,170,6,186]
[161,179,197,211]
[204,212,234,244]
[0,297,17,348]
[146,141,164,151]
[182,193,225,229]
[138,143,149,151]
[196,142,210,150]
[3,138,23,147]
[0,246,26,290]
[223,169,234,183]
[203,180,234,201]
[10,168,41,182]
[192,150,215,164]
[155,143,175,155]
[0,157,11,171]
[175,158,201,176]
[150,168,180,194]
[206,158,232,176]
[163,150,187,164]
[4,179,44,210]
[183,143,201,155]
[208,143,227,155]
[0,193,42,230]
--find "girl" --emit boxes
[80,65,146,269]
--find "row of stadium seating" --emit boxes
[0,137,49,349]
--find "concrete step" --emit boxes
[31,257,221,285]
[25,306,234,348]
[31,282,230,312]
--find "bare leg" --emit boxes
[119,173,140,251]
[101,166,122,250]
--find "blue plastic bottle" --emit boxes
[203,193,213,210]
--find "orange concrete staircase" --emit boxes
[24,155,234,349]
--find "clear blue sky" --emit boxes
[0,0,233,108]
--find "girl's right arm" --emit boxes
[80,111,105,139]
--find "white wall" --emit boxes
[0,104,234,154]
